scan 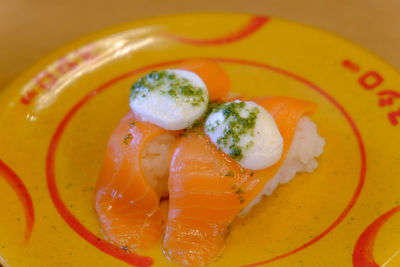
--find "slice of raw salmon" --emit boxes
[176,59,231,101]
[94,111,168,250]
[163,96,316,266]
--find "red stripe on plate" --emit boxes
[164,16,269,46]
[0,159,35,243]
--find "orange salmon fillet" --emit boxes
[176,59,231,101]
[163,96,316,265]
[94,111,168,250]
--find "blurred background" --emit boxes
[1,0,399,89]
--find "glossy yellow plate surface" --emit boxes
[0,13,399,267]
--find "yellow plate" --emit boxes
[0,13,399,267]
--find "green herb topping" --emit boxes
[205,101,259,160]
[235,188,245,194]
[123,133,133,144]
[225,170,234,177]
[130,70,207,107]
[185,101,221,133]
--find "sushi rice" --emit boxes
[141,133,176,198]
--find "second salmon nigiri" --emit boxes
[163,96,322,266]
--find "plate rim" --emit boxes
[2,12,400,96]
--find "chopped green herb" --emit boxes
[167,73,176,80]
[225,170,234,177]
[123,133,133,144]
[235,188,245,194]
[129,121,136,127]
[168,89,177,97]
[230,146,242,159]
[187,101,221,131]
[245,141,254,150]
[239,196,245,204]
[189,119,204,130]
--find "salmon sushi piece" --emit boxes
[163,96,325,265]
[94,111,177,250]
[241,96,325,214]
[94,59,231,250]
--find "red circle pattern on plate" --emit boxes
[353,205,400,267]
[0,159,35,243]
[46,58,366,266]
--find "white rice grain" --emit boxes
[240,116,325,216]
[141,133,176,198]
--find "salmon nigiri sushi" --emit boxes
[93,59,325,265]
[163,96,324,265]
[94,59,231,250]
